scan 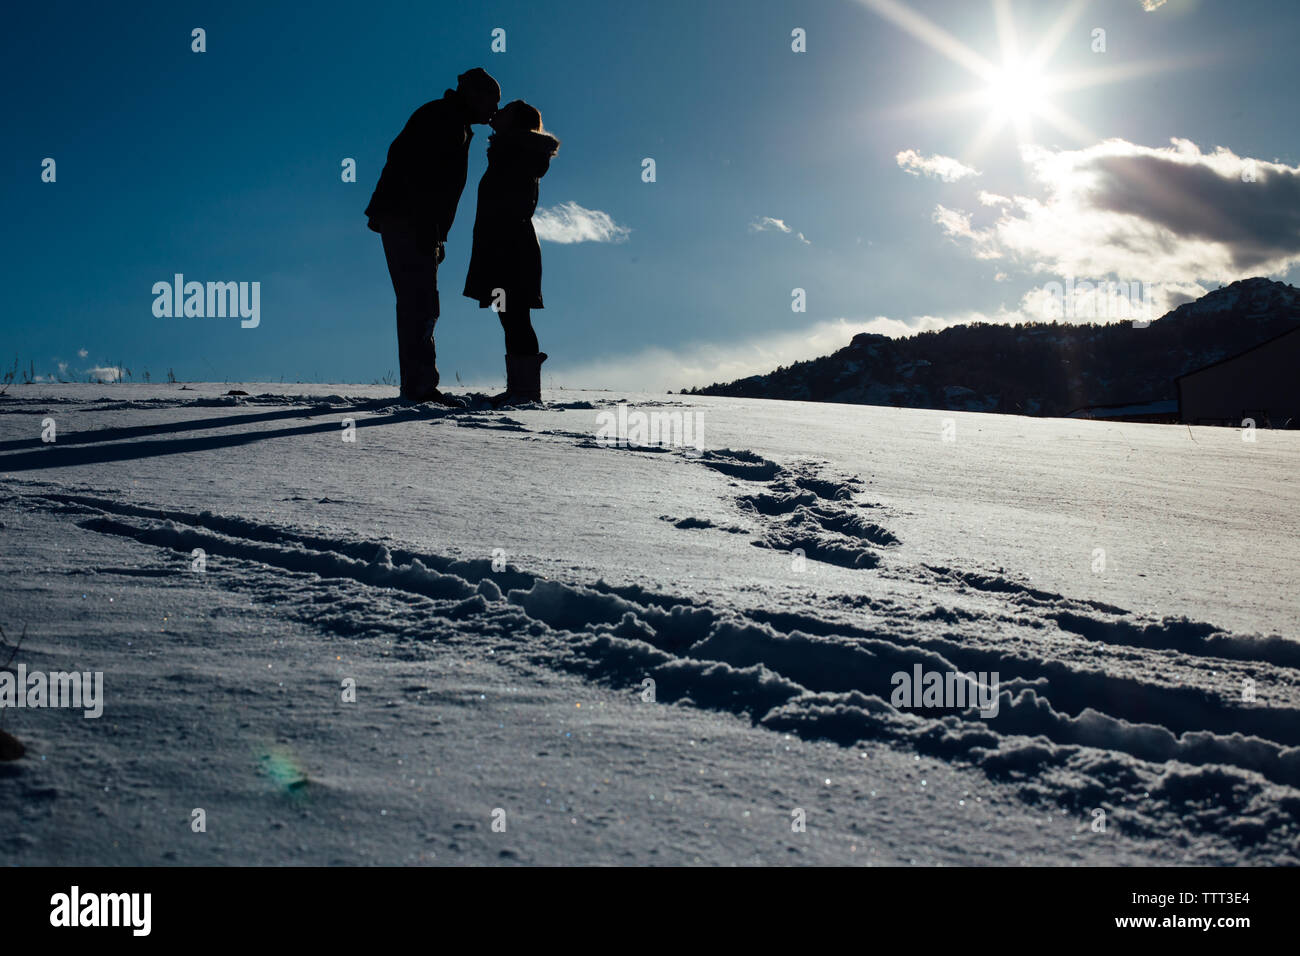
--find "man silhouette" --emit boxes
[366,68,501,404]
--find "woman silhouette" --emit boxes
[462,100,560,406]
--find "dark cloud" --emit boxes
[1087,152,1300,270]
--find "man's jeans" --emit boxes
[381,227,440,394]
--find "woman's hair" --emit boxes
[497,99,544,133]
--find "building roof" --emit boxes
[1066,400,1179,419]
[1175,325,1300,382]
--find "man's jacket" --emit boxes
[366,89,474,253]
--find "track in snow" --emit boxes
[6,394,1298,862]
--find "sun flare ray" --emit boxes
[855,0,1183,157]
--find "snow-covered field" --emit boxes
[1,383,1297,865]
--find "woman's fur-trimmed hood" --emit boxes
[486,129,560,177]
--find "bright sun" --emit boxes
[858,0,1178,157]
[983,61,1047,124]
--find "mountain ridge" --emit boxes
[686,277,1300,417]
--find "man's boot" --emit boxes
[491,352,547,408]
[402,372,465,408]
[400,319,465,407]
[404,386,466,408]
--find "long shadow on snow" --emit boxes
[0,398,411,454]
[0,403,466,472]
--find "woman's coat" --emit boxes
[463,129,561,310]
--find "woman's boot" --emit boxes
[492,352,548,407]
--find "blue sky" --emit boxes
[4,0,1299,389]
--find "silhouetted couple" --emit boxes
[366,68,559,407]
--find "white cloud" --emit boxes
[750,216,811,244]
[87,366,122,382]
[550,313,1001,392]
[1142,0,1168,10]
[933,205,1002,259]
[896,149,981,182]
[925,137,1300,297]
[1017,278,1207,325]
[532,201,630,244]
[77,348,88,358]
